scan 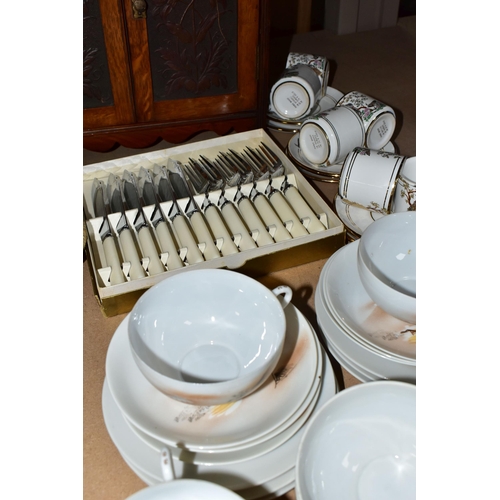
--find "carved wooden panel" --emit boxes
[83,0,135,129]
[147,0,239,102]
[83,0,114,109]
[124,0,260,123]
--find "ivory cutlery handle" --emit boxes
[269,191,309,238]
[172,215,204,264]
[155,221,184,270]
[137,227,166,276]
[253,194,292,242]
[189,211,221,261]
[238,197,275,247]
[119,228,147,280]
[220,202,257,251]
[204,205,239,256]
[102,236,126,285]
[284,185,326,233]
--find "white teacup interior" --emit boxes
[129,270,287,384]
[358,212,416,297]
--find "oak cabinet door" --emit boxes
[83,0,135,129]
[124,0,261,123]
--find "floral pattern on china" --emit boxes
[397,178,416,211]
[338,91,387,123]
[286,52,329,90]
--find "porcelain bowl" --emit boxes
[357,212,416,324]
[295,381,416,500]
[128,269,291,406]
[126,479,245,500]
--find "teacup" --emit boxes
[269,64,323,120]
[336,91,396,150]
[286,52,330,98]
[338,147,406,214]
[298,106,365,166]
[391,156,416,213]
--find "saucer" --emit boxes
[123,452,296,500]
[106,304,320,452]
[334,194,386,236]
[320,241,416,361]
[123,340,323,464]
[102,346,336,494]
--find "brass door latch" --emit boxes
[132,0,146,19]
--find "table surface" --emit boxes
[83,19,415,500]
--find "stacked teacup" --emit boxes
[102,269,338,498]
[269,52,331,123]
[314,212,416,383]
[335,147,416,240]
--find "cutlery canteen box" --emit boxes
[83,129,346,317]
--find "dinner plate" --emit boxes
[320,241,416,361]
[120,423,296,500]
[319,254,416,365]
[124,345,323,464]
[106,304,319,452]
[123,451,295,500]
[334,194,386,236]
[317,287,394,382]
[102,347,336,493]
[316,291,415,383]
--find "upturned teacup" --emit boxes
[336,91,396,150]
[298,106,365,166]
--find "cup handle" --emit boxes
[160,447,175,482]
[272,285,293,309]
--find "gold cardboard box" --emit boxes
[83,129,345,317]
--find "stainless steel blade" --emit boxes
[122,170,166,276]
[137,166,185,270]
[106,173,147,280]
[91,178,126,285]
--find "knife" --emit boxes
[107,173,147,281]
[152,164,205,265]
[91,178,126,285]
[167,159,221,261]
[121,170,166,276]
[136,167,184,271]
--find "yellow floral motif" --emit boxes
[210,401,237,416]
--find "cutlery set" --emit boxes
[90,143,328,285]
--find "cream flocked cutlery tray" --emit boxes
[83,129,345,317]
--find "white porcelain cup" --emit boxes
[336,91,396,150]
[298,106,365,166]
[270,64,323,120]
[391,156,416,213]
[339,147,406,213]
[286,52,330,97]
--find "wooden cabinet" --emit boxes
[83,0,270,152]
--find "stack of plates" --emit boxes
[315,240,416,383]
[102,303,338,499]
[266,87,344,134]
